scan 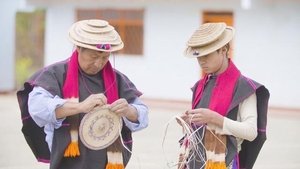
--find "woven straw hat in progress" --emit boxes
[79,106,122,150]
[69,19,124,52]
[184,22,235,58]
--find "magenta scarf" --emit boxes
[192,60,241,116]
[62,50,119,158]
[63,50,119,103]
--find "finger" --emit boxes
[188,109,199,114]
[111,99,127,111]
[191,116,205,124]
[184,110,189,115]
[100,95,107,104]
[189,114,200,122]
[110,106,126,117]
[110,98,123,106]
[180,114,187,119]
[94,94,107,103]
[111,102,126,112]
[115,108,127,116]
[94,98,105,106]
[110,102,120,112]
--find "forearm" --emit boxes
[55,101,82,119]
[122,98,149,132]
[222,117,257,141]
[209,112,224,128]
[187,108,224,128]
[28,86,66,127]
[123,105,138,122]
[214,93,258,141]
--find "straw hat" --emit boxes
[184,22,235,58]
[79,106,122,150]
[69,19,124,52]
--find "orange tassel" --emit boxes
[64,141,80,157]
[105,163,125,169]
[205,160,226,169]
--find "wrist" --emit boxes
[126,105,138,122]
[76,102,84,113]
[213,112,224,128]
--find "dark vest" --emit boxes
[187,75,269,169]
[17,60,142,169]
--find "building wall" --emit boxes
[234,1,300,108]
[44,5,74,65]
[0,1,19,91]
[41,0,300,108]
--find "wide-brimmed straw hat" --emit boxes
[184,22,235,58]
[69,19,124,52]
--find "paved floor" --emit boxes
[0,94,300,169]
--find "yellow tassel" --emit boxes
[205,160,212,169]
[105,163,125,169]
[216,162,226,169]
[64,141,80,157]
[205,161,226,169]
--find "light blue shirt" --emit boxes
[28,86,149,150]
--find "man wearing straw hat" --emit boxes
[17,19,148,169]
[178,23,270,169]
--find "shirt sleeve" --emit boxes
[222,93,258,141]
[28,86,66,129]
[122,97,149,132]
[210,93,258,141]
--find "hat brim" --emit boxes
[184,26,235,58]
[79,106,122,150]
[69,35,124,52]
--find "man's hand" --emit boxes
[79,93,107,113]
[177,111,190,126]
[55,93,107,119]
[109,98,138,123]
[186,108,224,127]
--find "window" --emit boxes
[200,11,234,77]
[202,11,234,58]
[202,11,233,26]
[77,9,144,55]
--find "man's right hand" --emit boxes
[55,93,107,119]
[79,93,107,113]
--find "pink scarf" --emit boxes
[63,50,124,169]
[63,50,118,103]
[192,60,241,115]
[192,60,241,169]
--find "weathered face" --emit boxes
[197,46,228,75]
[77,47,110,75]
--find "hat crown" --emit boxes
[80,20,114,34]
[69,19,124,52]
[188,22,226,47]
[86,19,108,28]
[184,22,235,58]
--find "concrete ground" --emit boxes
[0,94,300,169]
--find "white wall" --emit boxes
[116,2,201,101]
[116,1,239,101]
[44,5,74,65]
[36,0,300,108]
[234,0,300,108]
[0,1,19,91]
[118,1,300,109]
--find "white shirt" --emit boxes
[28,86,149,150]
[208,93,258,151]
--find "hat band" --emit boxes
[96,44,111,50]
[193,51,200,56]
